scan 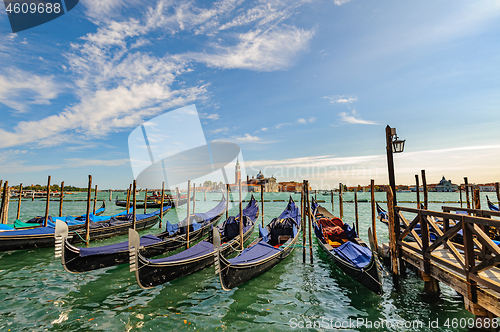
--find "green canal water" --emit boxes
[0,191,496,331]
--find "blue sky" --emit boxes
[1,0,499,189]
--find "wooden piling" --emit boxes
[464,177,471,209]
[301,182,306,264]
[132,180,137,231]
[459,185,463,208]
[386,186,399,286]
[17,183,23,220]
[473,188,481,210]
[186,180,191,249]
[85,175,92,245]
[1,183,10,224]
[261,184,264,227]
[370,179,378,250]
[0,181,6,223]
[44,176,51,227]
[126,185,131,213]
[226,184,229,220]
[192,183,196,214]
[59,181,64,217]
[204,189,207,201]
[144,188,148,214]
[93,185,98,214]
[415,174,420,208]
[239,179,243,250]
[159,182,165,228]
[496,182,500,207]
[331,189,334,211]
[306,181,313,264]
[421,170,428,210]
[109,189,112,201]
[354,186,359,234]
[339,183,343,219]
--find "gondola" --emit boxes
[487,196,500,212]
[214,197,300,291]
[12,201,106,229]
[55,197,227,273]
[129,196,259,289]
[115,196,191,209]
[312,199,383,294]
[0,205,164,252]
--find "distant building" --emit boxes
[435,176,458,192]
[279,181,307,192]
[245,170,279,192]
[235,158,241,184]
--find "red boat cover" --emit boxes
[318,217,346,242]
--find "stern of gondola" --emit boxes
[213,227,232,291]
[129,228,149,290]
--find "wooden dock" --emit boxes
[385,188,500,321]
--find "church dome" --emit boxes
[256,171,264,179]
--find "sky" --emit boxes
[1,0,500,190]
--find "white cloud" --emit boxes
[324,95,358,104]
[199,112,219,120]
[261,127,268,131]
[179,26,314,71]
[334,0,352,5]
[275,122,292,129]
[212,127,229,134]
[234,133,261,142]
[297,118,307,124]
[0,69,61,112]
[339,110,378,125]
[308,117,316,123]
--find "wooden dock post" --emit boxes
[301,182,306,263]
[239,179,243,250]
[85,175,92,245]
[1,183,10,224]
[370,179,378,251]
[132,180,137,231]
[226,184,229,220]
[495,182,500,206]
[306,180,313,264]
[186,180,191,249]
[261,184,264,227]
[421,170,428,210]
[204,189,206,201]
[59,181,64,217]
[159,182,165,228]
[125,188,131,214]
[0,181,6,223]
[192,183,196,214]
[386,186,399,287]
[354,186,359,234]
[17,183,23,220]
[473,188,481,210]
[109,189,112,201]
[339,183,343,220]
[44,176,51,227]
[459,185,463,208]
[331,189,334,211]
[415,174,420,208]
[143,188,148,214]
[93,185,98,214]
[420,209,440,294]
[464,177,471,209]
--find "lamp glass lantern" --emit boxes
[392,138,405,153]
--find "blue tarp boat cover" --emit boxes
[333,241,372,269]
[165,198,226,235]
[149,240,214,263]
[0,226,56,236]
[79,234,162,257]
[217,196,258,239]
[228,242,280,265]
[0,224,15,231]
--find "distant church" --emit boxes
[435,176,458,192]
[233,159,279,192]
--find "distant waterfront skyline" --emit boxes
[1,1,499,189]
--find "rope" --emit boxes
[71,230,87,243]
[362,267,383,286]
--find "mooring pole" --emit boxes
[16,183,23,220]
[186,180,191,249]
[132,180,137,231]
[59,181,64,217]
[306,181,313,264]
[0,181,6,223]
[354,186,359,234]
[261,184,264,227]
[331,189,334,211]
[415,175,420,209]
[495,182,500,207]
[370,179,378,250]
[386,186,399,288]
[459,185,463,208]
[239,179,244,250]
[192,183,196,214]
[301,182,306,264]
[143,188,148,214]
[159,182,165,228]
[93,185,98,214]
[421,170,428,210]
[226,184,229,220]
[44,176,51,227]
[339,183,343,219]
[85,175,92,245]
[1,183,10,224]
[464,177,471,209]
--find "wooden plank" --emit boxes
[397,211,422,249]
[469,223,500,256]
